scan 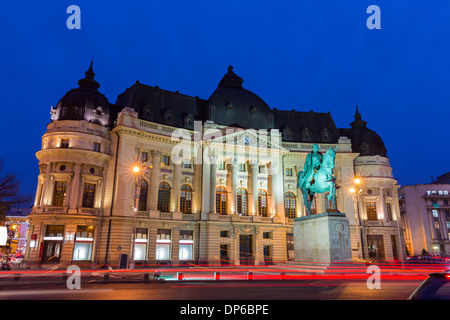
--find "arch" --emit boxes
[284,191,296,219]
[258,189,268,217]
[157,182,171,212]
[180,184,193,214]
[237,187,248,216]
[216,186,227,215]
[138,179,148,211]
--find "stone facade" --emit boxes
[24,64,406,267]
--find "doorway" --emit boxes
[42,241,62,263]
[239,235,254,265]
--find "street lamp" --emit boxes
[129,164,149,269]
[350,177,363,261]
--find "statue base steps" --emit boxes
[293,212,352,263]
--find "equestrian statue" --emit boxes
[297,144,338,216]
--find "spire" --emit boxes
[218,65,243,88]
[78,60,100,90]
[350,105,367,128]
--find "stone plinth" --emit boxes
[293,212,352,263]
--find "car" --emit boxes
[408,272,450,300]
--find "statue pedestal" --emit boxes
[293,212,352,263]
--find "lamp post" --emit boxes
[350,178,362,261]
[129,164,149,269]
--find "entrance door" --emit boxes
[239,235,254,265]
[220,244,229,265]
[42,241,62,263]
[391,235,398,260]
[367,235,385,260]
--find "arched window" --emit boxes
[157,182,171,212]
[258,189,268,217]
[180,184,193,214]
[237,188,248,216]
[216,186,227,215]
[285,191,296,218]
[138,180,148,211]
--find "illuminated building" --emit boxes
[25,64,406,266]
[399,174,450,257]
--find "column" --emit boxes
[69,164,81,210]
[270,161,282,218]
[42,163,53,206]
[209,155,217,214]
[172,163,181,213]
[250,160,258,215]
[230,158,238,214]
[378,187,386,220]
[150,150,161,211]
[34,179,44,207]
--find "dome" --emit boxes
[207,66,273,129]
[344,106,387,157]
[51,62,110,127]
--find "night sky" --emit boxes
[1,1,449,198]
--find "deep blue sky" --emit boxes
[1,1,449,197]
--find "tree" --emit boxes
[0,161,32,225]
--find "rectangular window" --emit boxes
[258,165,265,174]
[239,163,246,172]
[366,202,377,221]
[263,232,272,239]
[179,230,194,261]
[60,139,69,148]
[134,228,148,261]
[386,203,392,221]
[286,168,293,176]
[220,230,229,238]
[82,183,96,208]
[72,226,94,261]
[93,142,101,152]
[183,159,192,168]
[140,152,148,163]
[52,181,67,207]
[162,155,170,166]
[156,229,171,261]
[218,161,225,170]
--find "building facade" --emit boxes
[399,175,450,257]
[25,64,406,267]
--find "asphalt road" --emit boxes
[0,277,422,300]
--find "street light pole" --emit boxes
[129,165,149,270]
[350,178,362,261]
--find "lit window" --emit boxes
[366,202,377,221]
[239,163,246,172]
[157,182,171,212]
[286,168,293,176]
[156,229,171,260]
[216,186,227,215]
[82,183,96,208]
[60,139,69,148]
[52,181,67,207]
[162,155,170,166]
[237,188,248,215]
[183,159,192,168]
[258,189,268,217]
[284,192,296,218]
[180,184,192,214]
[258,165,266,174]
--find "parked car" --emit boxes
[408,272,450,300]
